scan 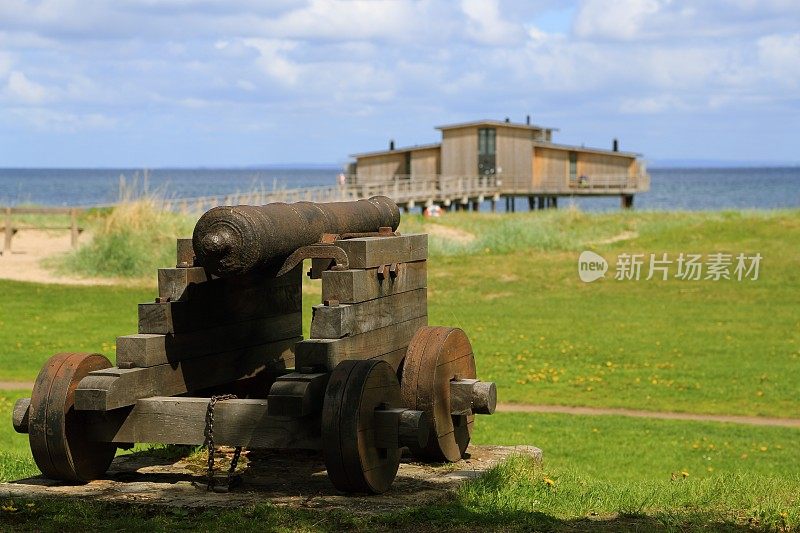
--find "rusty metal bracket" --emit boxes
[377,262,400,280]
[339,226,399,240]
[277,243,349,278]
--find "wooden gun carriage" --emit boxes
[11,196,496,494]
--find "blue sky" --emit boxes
[0,0,798,167]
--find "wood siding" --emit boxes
[441,127,477,176]
[410,148,440,176]
[533,147,568,187]
[577,152,635,178]
[496,126,533,192]
[355,153,405,181]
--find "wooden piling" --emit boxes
[621,194,634,209]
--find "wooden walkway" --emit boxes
[162,174,649,214]
[1,173,650,222]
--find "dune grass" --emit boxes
[53,198,194,278]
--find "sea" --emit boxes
[0,166,798,212]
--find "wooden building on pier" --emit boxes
[348,118,648,210]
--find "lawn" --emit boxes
[1,208,798,530]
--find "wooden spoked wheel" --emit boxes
[401,326,477,462]
[322,359,402,494]
[29,352,117,483]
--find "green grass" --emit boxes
[0,392,36,482]
[1,208,799,530]
[416,209,800,417]
[0,282,150,380]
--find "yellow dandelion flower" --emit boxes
[543,477,555,487]
[681,471,689,478]
[760,446,768,452]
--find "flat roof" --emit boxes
[350,142,441,159]
[532,140,641,158]
[435,119,557,132]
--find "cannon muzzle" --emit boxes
[192,196,400,278]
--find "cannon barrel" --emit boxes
[192,196,401,278]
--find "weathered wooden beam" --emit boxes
[295,316,426,371]
[310,288,427,339]
[138,283,301,334]
[117,312,301,368]
[450,379,497,415]
[321,260,427,304]
[334,234,427,269]
[267,372,329,417]
[12,397,30,433]
[75,337,299,411]
[86,397,321,450]
[157,267,208,301]
[175,238,195,267]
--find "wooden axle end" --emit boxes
[374,408,429,449]
[12,397,30,434]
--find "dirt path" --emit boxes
[497,403,800,428]
[0,231,119,286]
[0,381,34,391]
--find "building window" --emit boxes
[478,128,496,156]
[478,128,496,175]
[569,151,577,181]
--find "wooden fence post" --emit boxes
[70,208,79,248]
[3,207,12,254]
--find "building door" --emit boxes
[569,151,578,186]
[478,128,496,175]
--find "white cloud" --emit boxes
[0,0,799,164]
[5,71,50,104]
[574,0,662,40]
[461,0,526,46]
[9,107,116,132]
[242,39,301,86]
[620,94,689,114]
[0,52,12,76]
[757,33,800,87]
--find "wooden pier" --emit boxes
[161,172,649,214]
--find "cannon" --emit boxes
[11,196,496,494]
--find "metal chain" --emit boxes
[203,394,242,492]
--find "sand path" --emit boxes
[0,230,118,285]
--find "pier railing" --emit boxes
[160,171,648,213]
